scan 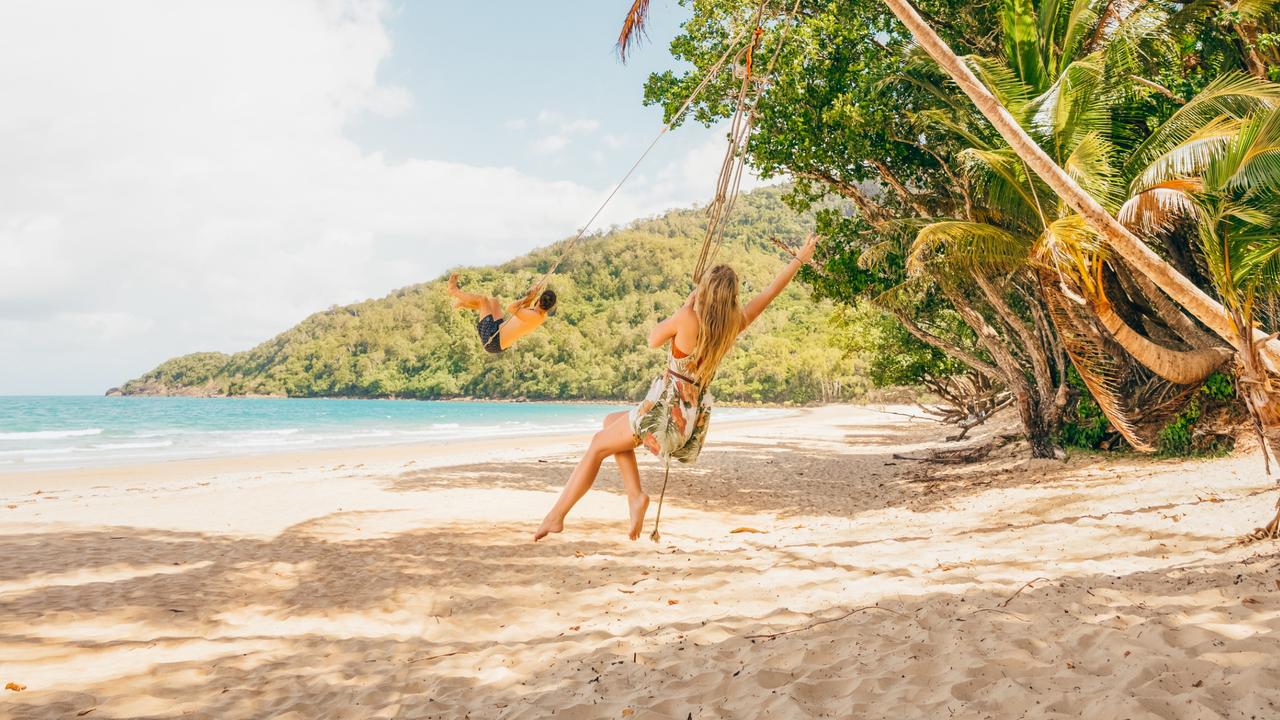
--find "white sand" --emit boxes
[1,405,1278,719]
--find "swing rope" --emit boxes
[521,27,755,307]
[692,0,802,283]
[649,456,672,542]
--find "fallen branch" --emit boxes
[744,605,909,641]
[893,441,995,464]
[999,577,1050,608]
[868,406,943,423]
[963,607,1029,621]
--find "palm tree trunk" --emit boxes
[1094,302,1233,384]
[878,0,1280,368]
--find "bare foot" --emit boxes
[628,493,650,541]
[533,515,563,542]
[447,273,466,308]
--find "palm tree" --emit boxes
[617,0,1279,356]
[876,0,1280,366]
[1123,105,1280,535]
[897,0,1241,446]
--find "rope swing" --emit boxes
[645,0,803,543]
[524,0,802,304]
[691,0,802,283]
[521,27,753,306]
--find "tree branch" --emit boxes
[887,307,1003,382]
[796,170,888,224]
[868,159,930,217]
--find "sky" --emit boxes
[0,0,760,395]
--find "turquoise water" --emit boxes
[0,396,782,471]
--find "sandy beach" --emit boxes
[2,404,1279,719]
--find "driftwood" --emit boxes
[894,443,994,464]
[893,432,1022,465]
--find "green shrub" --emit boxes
[1057,367,1110,450]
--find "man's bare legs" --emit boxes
[447,273,502,317]
[534,411,645,541]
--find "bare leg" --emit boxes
[600,411,649,540]
[446,273,496,313]
[616,449,648,541]
[534,413,640,541]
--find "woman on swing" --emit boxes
[534,232,819,541]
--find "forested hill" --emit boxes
[114,187,864,403]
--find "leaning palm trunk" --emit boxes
[1095,302,1233,384]
[878,0,1280,368]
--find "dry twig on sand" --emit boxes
[999,577,1050,607]
[744,605,909,641]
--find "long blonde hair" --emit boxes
[688,264,744,387]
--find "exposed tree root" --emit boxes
[1241,507,1280,544]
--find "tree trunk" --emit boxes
[888,307,1003,382]
[1021,397,1058,459]
[941,280,1061,458]
[1095,302,1233,384]
[878,0,1280,369]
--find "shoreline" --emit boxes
[0,405,812,496]
[86,392,836,408]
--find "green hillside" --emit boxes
[116,187,865,403]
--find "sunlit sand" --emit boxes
[2,406,1278,718]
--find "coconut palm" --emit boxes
[1121,103,1280,534]
[875,0,1280,367]
[901,0,1248,445]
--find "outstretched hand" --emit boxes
[796,231,819,263]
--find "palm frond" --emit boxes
[1001,0,1049,90]
[962,54,1036,113]
[959,147,1044,224]
[1222,108,1280,195]
[872,274,937,312]
[1026,57,1106,149]
[1063,130,1121,210]
[1033,214,1106,279]
[1099,0,1175,77]
[1060,0,1109,66]
[908,221,1032,275]
[617,0,651,62]
[917,108,995,149]
[1127,72,1280,176]
[859,239,903,271]
[1226,0,1279,22]
[1129,114,1241,193]
[1117,182,1199,232]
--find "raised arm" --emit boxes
[740,232,818,330]
[505,285,540,316]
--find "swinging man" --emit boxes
[447,274,557,354]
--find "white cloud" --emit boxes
[0,1,777,394]
[530,135,572,155]
[528,109,601,155]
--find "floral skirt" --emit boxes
[629,371,712,464]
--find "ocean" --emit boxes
[0,396,785,471]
